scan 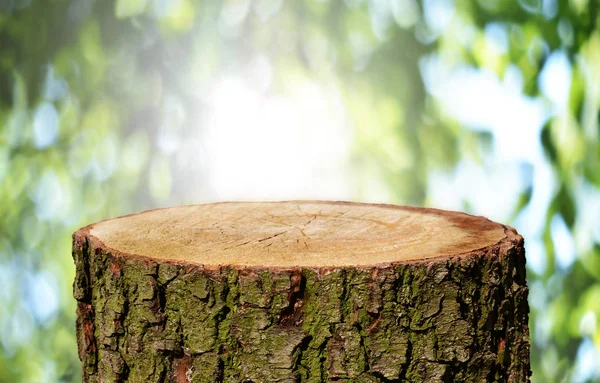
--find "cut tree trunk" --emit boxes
[72,201,530,383]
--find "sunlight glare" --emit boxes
[202,77,351,201]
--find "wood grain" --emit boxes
[84,201,511,268]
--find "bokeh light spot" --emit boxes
[33,102,59,149]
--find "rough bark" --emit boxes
[73,201,530,382]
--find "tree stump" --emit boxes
[72,201,530,382]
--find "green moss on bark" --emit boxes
[73,233,530,382]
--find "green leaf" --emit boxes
[551,186,576,229]
[115,0,148,19]
[540,121,557,164]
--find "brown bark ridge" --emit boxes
[72,201,530,382]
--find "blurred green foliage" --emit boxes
[1,0,600,382]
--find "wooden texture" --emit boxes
[73,201,530,382]
[87,201,507,267]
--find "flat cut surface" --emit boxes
[86,201,509,267]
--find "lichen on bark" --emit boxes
[73,232,530,382]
